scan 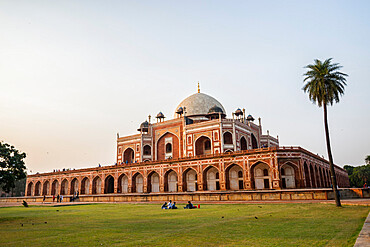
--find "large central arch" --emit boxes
[157,132,179,161]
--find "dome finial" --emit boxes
[197,82,200,93]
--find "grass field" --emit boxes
[0,203,368,246]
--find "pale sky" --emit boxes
[1,1,369,174]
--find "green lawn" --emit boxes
[0,203,368,246]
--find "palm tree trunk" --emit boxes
[323,103,341,207]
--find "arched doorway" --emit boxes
[51,180,59,195]
[223,132,233,145]
[226,164,243,190]
[60,179,68,195]
[157,132,179,160]
[195,136,212,156]
[123,148,135,164]
[304,162,310,188]
[92,176,102,194]
[204,166,220,191]
[310,165,316,188]
[165,170,178,192]
[319,167,325,188]
[148,172,160,193]
[327,169,332,187]
[80,177,90,194]
[27,182,33,196]
[104,175,114,194]
[281,164,296,189]
[118,174,129,193]
[315,166,321,187]
[183,168,197,192]
[132,173,144,193]
[34,181,41,196]
[253,163,271,189]
[240,136,247,151]
[143,145,151,160]
[70,178,79,195]
[42,181,50,195]
[251,134,258,149]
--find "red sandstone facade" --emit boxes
[25,90,350,197]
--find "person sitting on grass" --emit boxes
[171,202,178,209]
[167,200,173,209]
[184,201,195,209]
[161,202,168,209]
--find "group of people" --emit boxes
[51,194,63,203]
[161,200,197,209]
[70,191,79,202]
[161,200,178,209]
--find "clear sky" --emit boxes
[1,1,369,173]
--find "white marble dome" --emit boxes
[174,92,226,118]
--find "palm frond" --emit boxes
[302,58,348,106]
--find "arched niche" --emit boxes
[118,174,128,193]
[148,171,160,193]
[164,170,178,192]
[195,136,212,156]
[226,164,243,190]
[104,175,114,194]
[183,168,197,192]
[251,162,271,189]
[123,148,135,164]
[203,166,220,191]
[80,177,90,195]
[92,176,102,194]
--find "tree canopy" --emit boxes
[344,163,370,188]
[0,142,27,193]
[303,58,347,107]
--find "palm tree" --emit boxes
[303,58,348,207]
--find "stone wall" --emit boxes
[2,188,369,204]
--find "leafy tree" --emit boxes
[0,142,27,193]
[343,165,354,176]
[344,164,370,187]
[366,155,370,165]
[303,58,348,207]
[352,165,370,187]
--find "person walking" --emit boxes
[57,194,60,203]
[43,195,46,203]
[53,195,55,203]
